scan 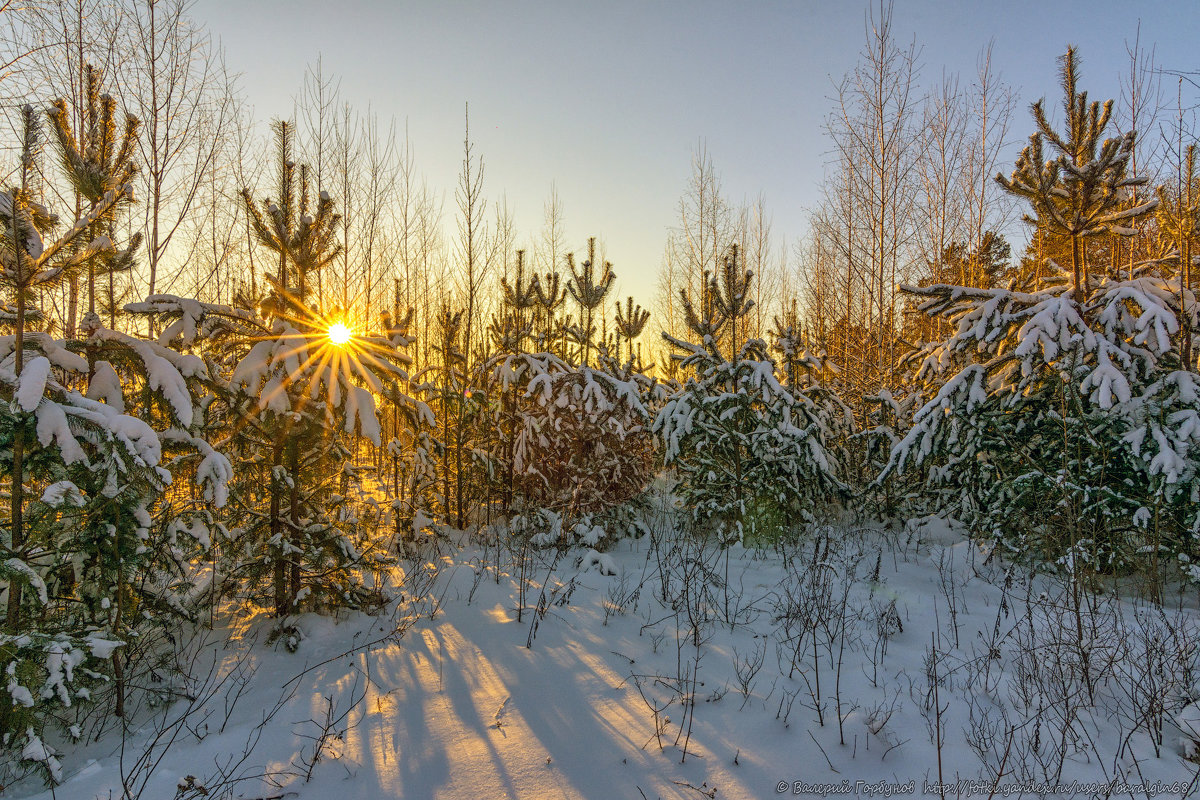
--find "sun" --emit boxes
[327,322,353,346]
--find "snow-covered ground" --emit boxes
[7,516,1200,799]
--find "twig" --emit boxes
[808,729,839,774]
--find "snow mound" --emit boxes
[1178,701,1200,758]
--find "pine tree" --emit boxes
[484,245,655,538]
[379,298,438,550]
[614,295,651,370]
[488,259,536,514]
[224,121,417,616]
[2,88,232,761]
[532,266,564,354]
[433,305,467,523]
[884,61,1189,592]
[46,65,142,331]
[500,249,538,343]
[2,104,120,634]
[1156,144,1199,369]
[996,47,1155,301]
[656,245,845,547]
[491,349,654,531]
[565,237,614,367]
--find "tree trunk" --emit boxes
[1183,237,1193,370]
[1072,233,1086,301]
[270,443,285,616]
[288,441,301,609]
[6,288,26,632]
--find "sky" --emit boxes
[195,0,1199,305]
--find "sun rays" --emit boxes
[245,306,408,424]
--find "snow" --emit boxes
[4,558,48,605]
[90,330,198,425]
[39,643,75,706]
[39,481,85,508]
[34,401,88,465]
[161,430,233,508]
[1178,702,1200,758]
[345,385,382,445]
[230,339,275,395]
[83,636,123,660]
[14,356,49,412]
[579,548,616,575]
[126,294,257,347]
[68,393,164,468]
[19,730,61,784]
[574,522,605,546]
[84,361,124,411]
[9,522,1200,799]
[0,332,88,373]
[6,662,34,708]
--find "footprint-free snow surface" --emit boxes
[10,519,1200,799]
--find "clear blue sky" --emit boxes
[196,0,1198,304]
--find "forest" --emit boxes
[1,1,1200,798]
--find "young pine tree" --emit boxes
[225,121,420,617]
[882,51,1198,601]
[995,47,1155,301]
[655,245,846,547]
[2,92,231,769]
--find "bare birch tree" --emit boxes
[826,0,923,390]
[960,42,1016,288]
[121,0,231,316]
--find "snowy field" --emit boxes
[7,515,1200,800]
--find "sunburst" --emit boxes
[327,321,353,346]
